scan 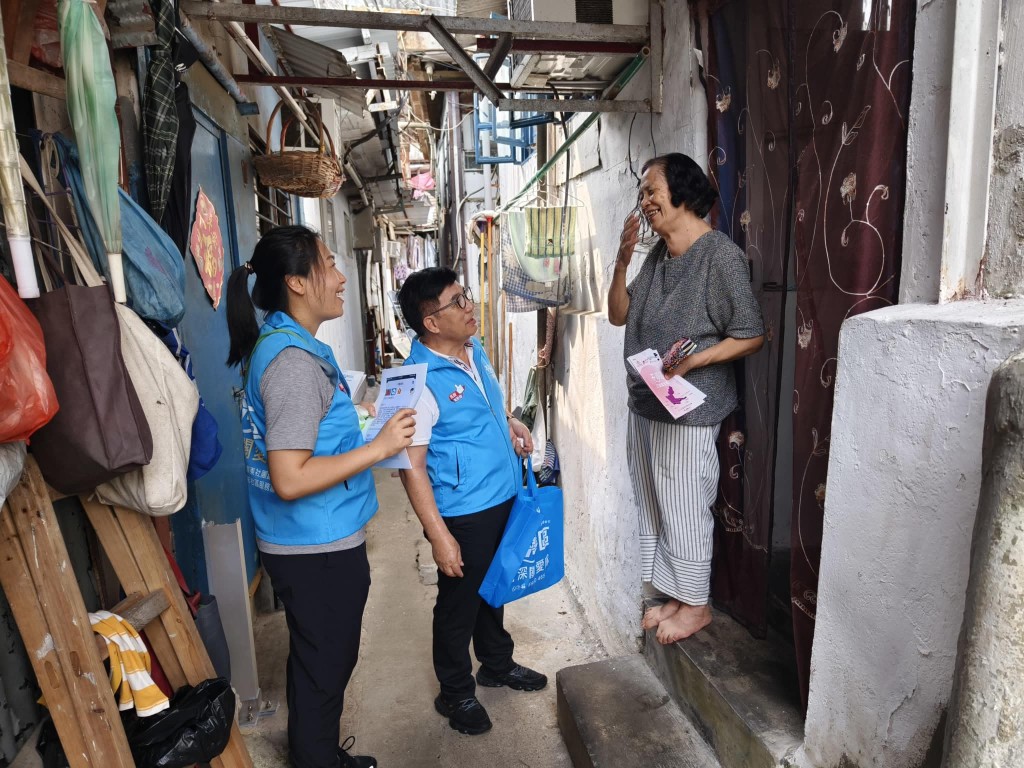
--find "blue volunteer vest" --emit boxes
[405,337,519,517]
[241,311,378,546]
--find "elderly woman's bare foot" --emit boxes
[641,599,681,630]
[656,603,712,644]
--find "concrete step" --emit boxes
[557,655,722,768]
[643,610,804,768]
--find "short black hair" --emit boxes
[398,266,459,336]
[641,153,718,218]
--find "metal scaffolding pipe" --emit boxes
[178,14,252,108]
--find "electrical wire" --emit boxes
[626,113,640,182]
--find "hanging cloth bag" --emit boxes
[46,133,187,327]
[94,303,199,516]
[478,459,565,608]
[20,156,154,494]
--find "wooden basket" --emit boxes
[252,101,345,198]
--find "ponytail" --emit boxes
[226,264,259,367]
[224,224,323,367]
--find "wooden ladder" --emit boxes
[0,456,253,768]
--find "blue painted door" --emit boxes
[172,108,259,591]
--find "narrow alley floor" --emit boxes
[244,469,607,768]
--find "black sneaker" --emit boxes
[476,663,548,692]
[338,736,376,768]
[433,694,492,735]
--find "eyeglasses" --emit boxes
[425,287,475,317]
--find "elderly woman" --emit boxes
[608,153,765,645]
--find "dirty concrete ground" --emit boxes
[243,469,606,768]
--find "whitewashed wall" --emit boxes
[493,0,708,654]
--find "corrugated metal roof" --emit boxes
[263,26,367,117]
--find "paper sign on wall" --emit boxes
[189,187,225,309]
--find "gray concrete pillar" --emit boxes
[942,348,1024,768]
[983,1,1024,298]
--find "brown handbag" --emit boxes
[20,157,153,494]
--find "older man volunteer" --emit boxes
[398,267,547,736]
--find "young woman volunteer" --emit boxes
[226,225,415,768]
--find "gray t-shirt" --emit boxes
[624,230,765,426]
[258,346,366,554]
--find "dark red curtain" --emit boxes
[699,0,913,708]
[702,0,790,640]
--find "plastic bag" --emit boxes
[0,275,58,442]
[479,460,565,608]
[0,441,26,508]
[124,678,235,768]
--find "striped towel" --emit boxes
[90,611,171,717]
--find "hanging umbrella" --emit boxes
[58,0,125,302]
[143,0,178,224]
[0,14,38,298]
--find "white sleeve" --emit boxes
[411,387,440,446]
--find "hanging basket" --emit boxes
[252,101,345,199]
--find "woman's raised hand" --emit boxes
[373,408,416,458]
[617,212,641,269]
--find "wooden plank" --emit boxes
[112,589,171,633]
[81,497,189,690]
[9,0,41,63]
[0,504,93,767]
[6,461,134,768]
[111,507,253,768]
[7,59,66,100]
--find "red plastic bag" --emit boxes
[0,275,58,441]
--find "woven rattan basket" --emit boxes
[253,101,345,198]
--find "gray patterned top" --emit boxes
[624,230,764,426]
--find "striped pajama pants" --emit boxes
[627,411,721,606]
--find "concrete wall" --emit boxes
[797,300,1024,768]
[982,0,1024,299]
[308,189,367,373]
[494,0,707,655]
[898,0,955,304]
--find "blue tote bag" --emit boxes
[479,461,564,608]
[48,133,187,327]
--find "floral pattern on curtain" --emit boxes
[698,0,914,708]
[700,0,791,641]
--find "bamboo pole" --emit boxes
[506,322,513,411]
[479,223,487,353]
[487,217,496,360]
[0,12,37,297]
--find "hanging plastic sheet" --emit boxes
[58,0,125,301]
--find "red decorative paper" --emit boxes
[189,187,225,309]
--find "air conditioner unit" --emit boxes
[510,0,646,25]
[507,0,647,89]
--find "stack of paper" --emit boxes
[626,348,706,419]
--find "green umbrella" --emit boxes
[59,0,125,301]
[0,12,38,297]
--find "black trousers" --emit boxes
[433,496,517,701]
[262,545,371,768]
